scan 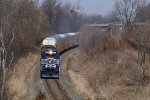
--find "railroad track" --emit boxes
[44,79,70,100]
[42,48,80,100]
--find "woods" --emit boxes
[0,0,49,99]
[0,0,82,99]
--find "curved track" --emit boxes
[42,47,81,100]
[44,79,70,100]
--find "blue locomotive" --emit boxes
[40,33,79,79]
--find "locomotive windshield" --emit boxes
[41,46,59,59]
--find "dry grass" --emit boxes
[68,26,150,100]
[79,49,150,100]
[68,70,96,99]
[62,50,96,99]
[7,53,39,100]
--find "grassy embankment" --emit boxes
[65,26,150,100]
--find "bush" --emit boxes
[80,26,128,59]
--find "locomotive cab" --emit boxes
[40,46,60,79]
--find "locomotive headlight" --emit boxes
[48,50,56,55]
[45,64,48,68]
[49,50,53,55]
[51,64,56,69]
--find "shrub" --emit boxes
[80,26,128,59]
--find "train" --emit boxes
[40,33,79,79]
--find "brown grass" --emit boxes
[75,26,150,100]
[8,53,39,100]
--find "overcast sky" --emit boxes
[62,0,114,15]
[40,0,150,15]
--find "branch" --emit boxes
[6,28,14,50]
[8,52,14,68]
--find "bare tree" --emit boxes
[136,4,150,22]
[42,0,83,33]
[0,24,14,100]
[0,0,49,99]
[134,22,150,84]
[114,0,146,26]
[0,0,16,99]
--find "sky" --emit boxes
[62,0,114,15]
[40,0,150,16]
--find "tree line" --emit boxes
[0,0,85,99]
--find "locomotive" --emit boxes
[40,33,79,79]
